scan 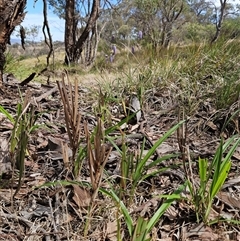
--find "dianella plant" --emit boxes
[101,120,186,240]
[187,136,240,224]
[0,90,39,196]
[102,182,186,241]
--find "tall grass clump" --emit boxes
[158,40,240,115]
[4,52,31,79]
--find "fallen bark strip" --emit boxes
[19,73,36,86]
[34,85,58,102]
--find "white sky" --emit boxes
[21,13,65,42]
[12,0,65,42]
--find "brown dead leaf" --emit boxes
[198,226,219,241]
[164,204,178,220]
[61,212,74,224]
[132,197,159,216]
[0,153,11,175]
[27,174,46,187]
[130,123,139,132]
[24,159,39,170]
[72,185,91,207]
[206,121,217,131]
[0,189,12,203]
[217,191,240,209]
[47,136,72,160]
[223,177,240,189]
[233,151,240,160]
[0,138,8,151]
[181,225,187,241]
[188,224,219,241]
[157,142,176,154]
[106,221,118,241]
[48,136,63,151]
[36,137,48,149]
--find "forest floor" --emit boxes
[1,46,240,240]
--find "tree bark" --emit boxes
[72,0,100,63]
[64,0,77,65]
[211,0,227,43]
[161,0,183,48]
[0,0,26,84]
[43,0,53,67]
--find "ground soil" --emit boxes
[0,72,240,241]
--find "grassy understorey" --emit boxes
[1,39,240,240]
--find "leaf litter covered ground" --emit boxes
[0,71,240,241]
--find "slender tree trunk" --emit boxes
[89,24,98,66]
[160,0,183,48]
[163,22,173,48]
[85,35,90,64]
[65,0,77,65]
[72,0,100,63]
[211,0,227,43]
[64,0,100,65]
[42,0,53,67]
[85,27,95,65]
[0,0,26,84]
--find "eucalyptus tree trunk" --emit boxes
[64,0,100,65]
[64,0,77,65]
[211,0,227,43]
[73,0,99,63]
[161,0,183,48]
[0,0,26,84]
[89,24,100,65]
[83,24,99,66]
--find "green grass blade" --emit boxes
[140,167,169,181]
[221,109,240,133]
[199,158,207,183]
[147,153,180,168]
[222,137,240,167]
[0,105,15,123]
[212,136,235,167]
[29,124,41,133]
[102,189,133,235]
[105,112,136,135]
[210,160,231,200]
[132,216,148,241]
[211,136,240,199]
[211,139,223,191]
[105,135,123,154]
[133,120,185,184]
[146,182,186,233]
